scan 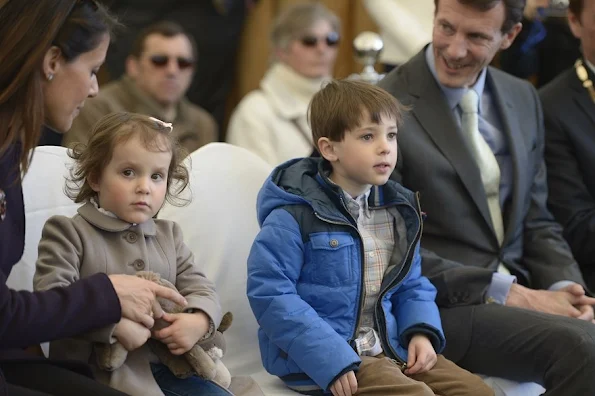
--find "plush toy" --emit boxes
[94,271,233,389]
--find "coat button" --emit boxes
[329,239,339,248]
[132,259,145,271]
[125,232,138,243]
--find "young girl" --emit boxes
[33,112,232,396]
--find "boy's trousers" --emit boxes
[355,354,494,396]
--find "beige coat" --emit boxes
[226,63,328,166]
[64,76,217,156]
[34,203,222,396]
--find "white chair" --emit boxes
[159,143,297,395]
[6,145,80,357]
[7,146,79,292]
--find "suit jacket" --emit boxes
[378,49,585,308]
[540,62,595,288]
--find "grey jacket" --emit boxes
[34,202,221,396]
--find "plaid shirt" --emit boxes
[343,190,397,356]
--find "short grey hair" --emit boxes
[270,2,341,50]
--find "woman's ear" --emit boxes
[42,46,62,81]
[317,137,338,162]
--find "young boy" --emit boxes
[247,80,494,396]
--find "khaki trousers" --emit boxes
[355,354,494,396]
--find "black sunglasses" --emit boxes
[149,55,195,70]
[299,32,340,48]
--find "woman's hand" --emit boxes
[108,274,187,328]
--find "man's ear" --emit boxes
[126,55,140,78]
[500,22,523,50]
[317,137,338,162]
[42,46,62,80]
[568,10,583,40]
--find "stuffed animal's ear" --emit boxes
[218,312,233,333]
[95,343,128,371]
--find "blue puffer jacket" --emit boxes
[247,158,445,394]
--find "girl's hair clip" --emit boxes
[149,116,173,133]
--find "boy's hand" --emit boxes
[114,318,151,351]
[405,334,437,375]
[330,370,357,396]
[153,311,210,355]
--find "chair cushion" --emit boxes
[159,143,298,395]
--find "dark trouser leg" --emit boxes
[440,304,595,396]
[1,362,128,396]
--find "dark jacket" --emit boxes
[247,158,444,393]
[541,62,595,289]
[378,49,585,306]
[0,132,121,395]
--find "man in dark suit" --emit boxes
[541,0,595,290]
[379,0,595,393]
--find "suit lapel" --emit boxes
[487,69,527,245]
[408,55,494,232]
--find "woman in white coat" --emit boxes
[226,3,339,166]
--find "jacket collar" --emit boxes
[312,159,417,216]
[120,75,193,123]
[260,63,328,120]
[77,201,156,235]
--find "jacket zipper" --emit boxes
[313,195,367,350]
[374,193,423,365]
[313,193,423,358]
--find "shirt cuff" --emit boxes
[549,280,577,291]
[485,272,517,304]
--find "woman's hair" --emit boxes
[0,0,119,174]
[66,112,190,207]
[270,2,341,50]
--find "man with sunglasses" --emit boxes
[64,21,217,156]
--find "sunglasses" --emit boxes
[149,55,195,70]
[299,32,340,48]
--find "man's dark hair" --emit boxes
[568,0,584,18]
[435,0,526,32]
[130,21,198,61]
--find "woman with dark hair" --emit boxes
[0,1,188,395]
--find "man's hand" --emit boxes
[405,334,437,375]
[153,311,210,355]
[330,371,357,396]
[564,284,595,322]
[114,318,151,351]
[506,283,595,320]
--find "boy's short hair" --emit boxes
[309,79,408,143]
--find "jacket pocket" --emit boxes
[309,232,355,286]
